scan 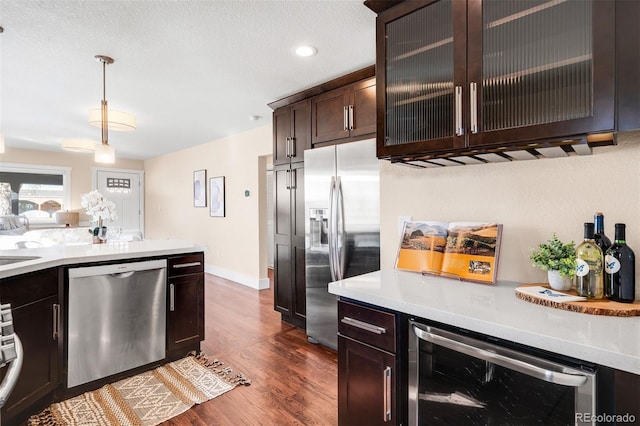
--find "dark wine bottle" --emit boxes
[594,212,611,253]
[604,223,636,303]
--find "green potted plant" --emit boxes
[530,233,577,291]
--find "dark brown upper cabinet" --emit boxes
[273,99,311,165]
[312,77,376,145]
[376,0,616,159]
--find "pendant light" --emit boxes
[94,55,117,163]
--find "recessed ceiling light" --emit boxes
[249,115,262,121]
[295,45,318,57]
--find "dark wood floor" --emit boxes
[164,271,338,425]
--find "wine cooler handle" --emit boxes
[412,324,589,387]
[383,366,392,422]
[470,82,478,134]
[455,86,464,136]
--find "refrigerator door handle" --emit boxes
[328,176,338,282]
[336,176,346,281]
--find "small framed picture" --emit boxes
[193,170,207,207]
[209,176,225,217]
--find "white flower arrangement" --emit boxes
[81,190,117,223]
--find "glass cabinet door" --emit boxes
[468,0,615,147]
[379,0,467,157]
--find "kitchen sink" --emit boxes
[0,256,41,266]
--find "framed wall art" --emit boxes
[209,176,225,217]
[193,169,207,207]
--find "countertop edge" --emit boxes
[329,271,640,376]
[0,240,207,278]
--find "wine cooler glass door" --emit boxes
[408,320,596,426]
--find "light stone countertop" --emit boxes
[328,269,640,375]
[0,239,206,279]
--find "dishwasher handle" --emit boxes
[69,259,167,279]
[110,271,136,279]
[412,324,589,388]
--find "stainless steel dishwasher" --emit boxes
[67,259,167,388]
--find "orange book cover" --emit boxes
[395,221,503,284]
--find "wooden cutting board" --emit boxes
[515,284,640,317]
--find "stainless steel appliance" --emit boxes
[409,320,597,426]
[67,259,167,388]
[0,304,23,424]
[305,138,380,350]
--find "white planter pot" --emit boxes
[547,270,573,291]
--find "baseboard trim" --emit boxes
[205,265,270,290]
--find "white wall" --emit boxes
[380,130,640,300]
[144,125,272,289]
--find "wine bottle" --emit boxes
[605,223,636,303]
[575,223,604,299]
[594,212,611,253]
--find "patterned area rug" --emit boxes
[28,353,250,426]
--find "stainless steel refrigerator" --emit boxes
[304,138,380,350]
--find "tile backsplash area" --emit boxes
[380,130,640,300]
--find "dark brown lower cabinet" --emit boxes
[614,369,640,421]
[0,268,60,425]
[167,253,205,357]
[338,299,402,426]
[338,335,396,426]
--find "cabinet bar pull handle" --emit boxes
[455,86,463,136]
[285,137,290,158]
[172,262,201,269]
[52,304,60,340]
[290,169,297,189]
[169,283,175,312]
[290,137,296,157]
[343,106,349,131]
[348,105,354,130]
[286,169,291,190]
[470,82,478,134]
[340,316,386,334]
[383,366,392,422]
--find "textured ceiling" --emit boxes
[0,0,376,160]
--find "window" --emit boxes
[0,163,71,226]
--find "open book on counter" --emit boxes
[395,221,503,284]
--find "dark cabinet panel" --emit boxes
[338,299,400,426]
[614,369,640,421]
[312,78,377,145]
[273,99,311,165]
[167,253,204,355]
[312,88,351,144]
[338,335,396,426]
[273,163,306,327]
[0,269,60,424]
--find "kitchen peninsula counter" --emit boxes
[0,239,206,279]
[329,269,640,375]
